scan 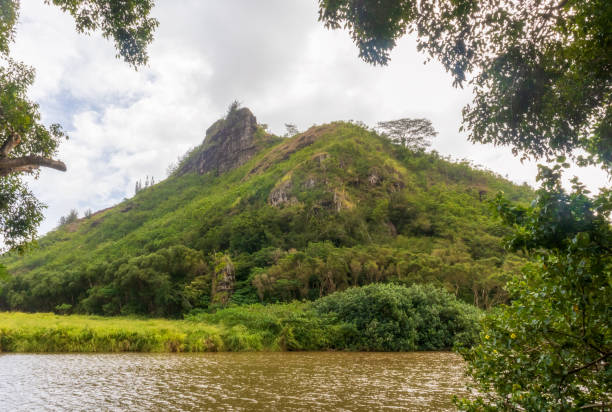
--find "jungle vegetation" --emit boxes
[0,120,532,318]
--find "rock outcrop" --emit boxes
[178,107,260,176]
[211,253,235,307]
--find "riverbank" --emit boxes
[0,284,480,353]
[0,303,339,352]
[0,312,230,352]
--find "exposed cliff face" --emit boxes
[178,107,260,176]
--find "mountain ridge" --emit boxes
[0,109,533,316]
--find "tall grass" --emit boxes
[0,312,241,352]
[0,284,480,353]
[0,307,334,353]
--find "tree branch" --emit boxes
[0,155,67,176]
[0,132,21,157]
[563,352,610,382]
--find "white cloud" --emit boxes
[9,1,609,235]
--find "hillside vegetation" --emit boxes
[0,109,532,317]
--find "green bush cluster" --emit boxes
[313,283,480,351]
[191,283,480,352]
[0,284,479,352]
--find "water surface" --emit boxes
[0,351,468,411]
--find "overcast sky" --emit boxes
[11,1,609,236]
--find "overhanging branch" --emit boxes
[0,155,67,176]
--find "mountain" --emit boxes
[0,107,533,317]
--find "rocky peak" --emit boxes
[178,107,260,175]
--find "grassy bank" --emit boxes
[0,305,344,353]
[0,312,228,352]
[0,284,480,353]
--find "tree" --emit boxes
[456,165,611,410]
[226,100,241,118]
[0,0,157,250]
[284,123,299,137]
[58,208,78,226]
[317,0,612,170]
[134,179,142,195]
[377,118,437,150]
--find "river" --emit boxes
[0,351,468,411]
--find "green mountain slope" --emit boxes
[0,108,532,316]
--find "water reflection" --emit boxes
[0,352,468,411]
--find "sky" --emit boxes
[10,0,609,236]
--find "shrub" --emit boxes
[313,283,480,351]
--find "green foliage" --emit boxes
[0,1,18,56]
[284,123,299,137]
[457,165,611,410]
[377,118,437,150]
[58,208,78,226]
[318,0,612,170]
[251,241,518,308]
[189,301,344,351]
[45,0,158,67]
[0,174,44,252]
[0,311,225,352]
[54,303,72,314]
[0,59,65,250]
[313,283,480,351]
[0,122,531,316]
[318,2,610,406]
[226,100,241,117]
[0,284,480,353]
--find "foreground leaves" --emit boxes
[457,165,611,410]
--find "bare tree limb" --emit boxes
[0,155,67,176]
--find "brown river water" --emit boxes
[0,351,468,411]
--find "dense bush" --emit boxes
[188,302,349,351]
[313,283,480,351]
[457,167,612,410]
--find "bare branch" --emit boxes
[0,155,67,176]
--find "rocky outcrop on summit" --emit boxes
[178,108,261,176]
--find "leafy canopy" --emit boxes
[377,118,437,150]
[44,0,158,67]
[458,166,611,410]
[318,0,612,169]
